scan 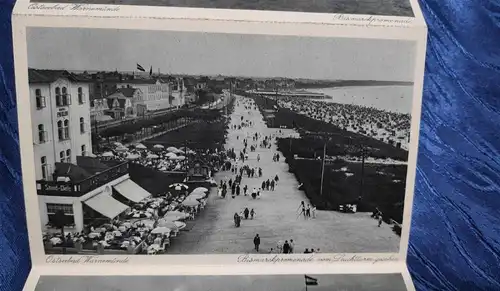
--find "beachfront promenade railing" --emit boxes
[36,161,129,197]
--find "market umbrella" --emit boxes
[153,144,165,149]
[156,220,180,231]
[147,153,160,159]
[113,142,123,147]
[126,153,141,160]
[115,146,128,152]
[102,151,114,157]
[174,149,185,155]
[135,143,147,150]
[169,183,188,191]
[166,152,177,158]
[49,237,62,245]
[151,227,172,234]
[174,221,187,230]
[178,146,189,152]
[188,193,206,200]
[182,199,200,207]
[193,187,209,193]
[172,155,186,160]
[166,146,178,152]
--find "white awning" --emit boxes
[84,194,129,219]
[113,179,151,203]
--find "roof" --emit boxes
[53,163,93,181]
[121,78,164,85]
[29,69,91,84]
[114,87,138,98]
[76,156,112,175]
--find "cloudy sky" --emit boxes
[28,28,416,81]
[36,274,407,291]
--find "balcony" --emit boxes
[36,161,129,197]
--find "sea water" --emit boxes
[307,86,413,115]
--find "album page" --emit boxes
[12,5,426,290]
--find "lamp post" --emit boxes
[319,137,331,197]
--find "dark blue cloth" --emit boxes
[1,0,499,290]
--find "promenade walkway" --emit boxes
[168,95,399,254]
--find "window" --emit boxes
[55,87,62,106]
[62,87,71,106]
[78,87,84,104]
[57,120,63,141]
[46,203,75,227]
[38,124,46,143]
[81,145,87,156]
[41,156,48,180]
[79,117,85,133]
[66,149,71,163]
[35,89,46,109]
[59,151,65,162]
[63,119,70,139]
[47,203,73,215]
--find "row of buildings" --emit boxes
[28,69,209,233]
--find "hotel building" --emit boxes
[29,69,151,233]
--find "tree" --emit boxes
[52,210,68,254]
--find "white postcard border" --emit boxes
[13,0,426,29]
[23,263,415,291]
[12,13,427,268]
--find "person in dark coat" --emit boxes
[244,208,250,219]
[283,240,290,254]
[253,234,261,252]
[261,181,266,190]
[234,213,239,227]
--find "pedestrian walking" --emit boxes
[378,215,383,227]
[257,154,261,162]
[250,208,255,219]
[270,180,275,191]
[289,239,295,253]
[312,205,317,218]
[234,213,239,227]
[283,240,290,254]
[244,208,250,219]
[253,234,261,252]
[306,205,311,218]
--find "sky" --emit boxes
[35,274,407,291]
[27,28,416,82]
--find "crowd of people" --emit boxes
[43,186,212,255]
[278,97,411,150]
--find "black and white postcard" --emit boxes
[33,273,409,291]
[19,27,420,259]
[28,0,414,17]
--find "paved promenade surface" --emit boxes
[168,95,399,254]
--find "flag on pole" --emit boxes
[137,64,145,72]
[305,275,318,286]
[149,66,153,76]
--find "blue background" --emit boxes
[1,0,499,290]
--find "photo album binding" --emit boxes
[12,0,427,289]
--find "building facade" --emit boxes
[105,87,142,119]
[169,77,186,108]
[120,79,175,111]
[29,69,93,182]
